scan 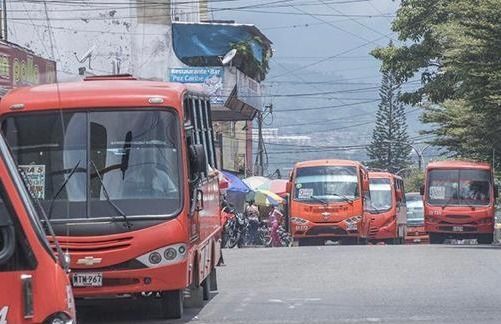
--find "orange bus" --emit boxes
[0,133,75,324]
[421,160,496,244]
[359,172,407,244]
[287,159,370,246]
[0,75,223,319]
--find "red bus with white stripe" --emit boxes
[0,75,224,319]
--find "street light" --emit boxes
[382,140,432,171]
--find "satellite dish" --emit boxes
[221,49,237,66]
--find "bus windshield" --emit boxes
[2,109,181,221]
[294,166,359,203]
[427,169,492,206]
[367,178,392,213]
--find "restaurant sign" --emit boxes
[0,42,56,95]
[169,67,224,104]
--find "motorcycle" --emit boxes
[226,211,248,248]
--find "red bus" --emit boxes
[287,159,370,245]
[421,160,497,244]
[359,172,407,244]
[0,133,75,324]
[0,75,223,319]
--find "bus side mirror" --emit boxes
[189,144,207,175]
[420,184,425,196]
[286,181,292,193]
[0,219,16,264]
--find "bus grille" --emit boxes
[306,226,347,236]
[50,237,133,253]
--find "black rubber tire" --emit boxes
[161,289,183,319]
[209,268,218,291]
[202,275,211,300]
[227,232,240,248]
[429,233,443,244]
[477,233,493,245]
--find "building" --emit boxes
[6,0,272,175]
[0,41,56,96]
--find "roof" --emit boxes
[0,78,203,113]
[427,160,491,170]
[368,171,394,179]
[294,159,363,168]
[173,21,273,45]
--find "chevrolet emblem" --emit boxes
[77,256,103,266]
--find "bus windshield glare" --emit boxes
[2,109,181,221]
[427,169,491,206]
[367,178,392,213]
[294,166,359,202]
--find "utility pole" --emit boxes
[1,0,7,40]
[254,104,272,176]
[254,112,264,176]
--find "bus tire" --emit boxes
[477,233,493,245]
[202,274,211,300]
[429,233,443,244]
[209,268,218,291]
[161,289,184,319]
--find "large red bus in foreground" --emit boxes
[287,159,370,245]
[0,75,223,319]
[421,160,496,244]
[0,133,75,324]
[359,172,407,244]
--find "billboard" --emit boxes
[0,42,56,95]
[169,67,224,104]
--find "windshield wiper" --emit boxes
[48,160,81,220]
[310,195,329,205]
[331,192,354,204]
[90,160,132,230]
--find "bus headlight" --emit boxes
[148,252,162,264]
[164,248,177,260]
[137,243,187,268]
[291,217,308,224]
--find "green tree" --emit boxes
[403,168,424,193]
[371,0,501,167]
[366,64,412,173]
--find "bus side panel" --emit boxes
[194,174,222,285]
[0,273,24,324]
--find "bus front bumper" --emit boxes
[71,259,189,298]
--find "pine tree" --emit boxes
[366,68,412,173]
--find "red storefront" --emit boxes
[0,41,56,96]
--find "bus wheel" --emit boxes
[209,268,218,291]
[477,233,493,245]
[161,289,184,319]
[202,274,211,300]
[184,283,204,308]
[429,233,443,244]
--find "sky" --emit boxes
[212,0,428,172]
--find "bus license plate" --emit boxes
[453,226,463,232]
[72,272,103,287]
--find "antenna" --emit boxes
[74,45,96,70]
[221,49,237,66]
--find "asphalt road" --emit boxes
[78,244,501,324]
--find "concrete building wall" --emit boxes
[6,0,200,81]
